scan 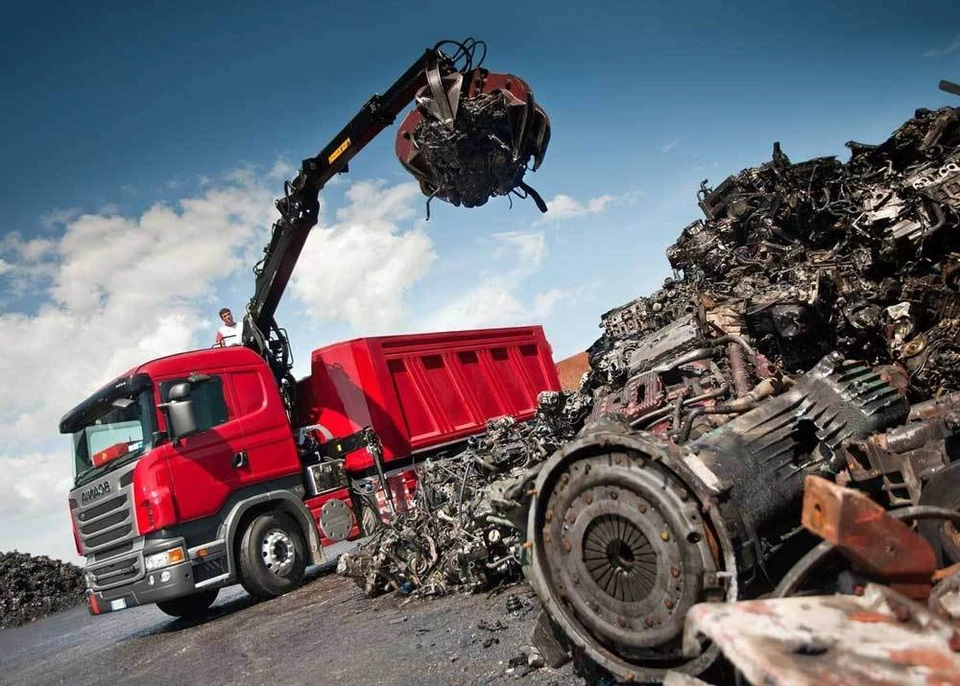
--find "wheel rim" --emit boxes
[261,529,296,576]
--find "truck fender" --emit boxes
[220,490,325,580]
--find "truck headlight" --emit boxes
[144,547,185,571]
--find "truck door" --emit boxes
[158,372,247,523]
[228,365,301,483]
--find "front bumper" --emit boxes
[86,559,198,615]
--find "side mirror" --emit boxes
[165,383,197,440]
[168,382,192,402]
[168,400,198,440]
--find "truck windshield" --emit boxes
[71,390,155,486]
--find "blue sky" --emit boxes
[0,1,957,560]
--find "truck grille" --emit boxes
[70,461,140,574]
[92,555,142,587]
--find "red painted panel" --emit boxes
[455,350,507,418]
[295,326,560,471]
[304,488,360,547]
[420,355,474,430]
[231,366,301,483]
[387,357,439,441]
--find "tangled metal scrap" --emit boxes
[343,105,960,683]
[519,105,960,683]
[395,38,551,215]
[337,391,591,597]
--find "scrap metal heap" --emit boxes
[520,106,960,683]
[341,105,960,682]
[678,475,960,685]
[337,390,591,597]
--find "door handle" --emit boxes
[232,451,248,469]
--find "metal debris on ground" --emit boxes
[337,390,591,597]
[677,477,960,685]
[519,106,960,684]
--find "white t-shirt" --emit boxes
[216,322,243,347]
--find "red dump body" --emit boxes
[295,326,560,471]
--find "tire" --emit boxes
[156,589,220,618]
[238,511,307,600]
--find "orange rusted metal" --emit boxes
[802,475,936,599]
[555,351,590,392]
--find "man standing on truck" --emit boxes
[215,307,242,347]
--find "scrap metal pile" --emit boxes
[344,105,960,683]
[520,105,960,683]
[0,550,84,628]
[337,390,591,597]
[678,475,960,685]
[587,106,960,402]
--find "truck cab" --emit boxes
[63,327,559,618]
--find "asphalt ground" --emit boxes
[0,569,581,686]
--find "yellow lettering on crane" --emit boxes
[328,138,352,165]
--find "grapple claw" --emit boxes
[396,65,551,212]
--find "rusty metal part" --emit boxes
[682,584,960,685]
[555,352,590,392]
[676,376,779,443]
[919,462,960,566]
[774,505,960,599]
[802,476,936,599]
[524,423,737,683]
[840,393,960,507]
[910,392,960,422]
[727,342,750,398]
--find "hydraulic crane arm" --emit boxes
[242,45,456,394]
[241,38,550,410]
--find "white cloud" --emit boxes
[0,232,59,297]
[0,451,76,520]
[289,180,436,333]
[420,230,564,332]
[492,231,546,268]
[660,138,681,153]
[543,193,613,221]
[267,158,295,181]
[0,173,277,560]
[537,189,643,224]
[39,208,80,230]
[422,277,566,331]
[925,34,960,58]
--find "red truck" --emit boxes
[62,327,557,617]
[59,40,556,618]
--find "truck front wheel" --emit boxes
[238,512,307,600]
[156,589,220,618]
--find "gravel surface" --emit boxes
[0,568,580,685]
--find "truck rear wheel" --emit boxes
[156,588,220,618]
[238,512,307,600]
